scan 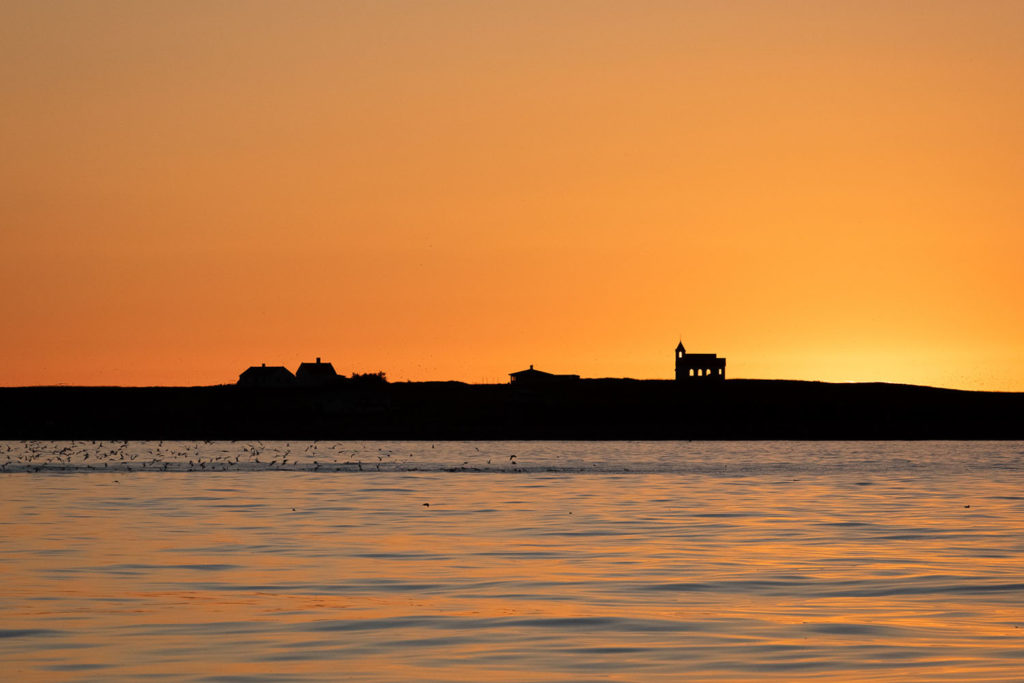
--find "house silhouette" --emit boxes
[509,365,581,384]
[237,363,295,387]
[296,357,339,386]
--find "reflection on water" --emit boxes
[1,441,1023,681]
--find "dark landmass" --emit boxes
[0,379,1021,440]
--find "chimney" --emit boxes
[316,357,321,364]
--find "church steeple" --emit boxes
[675,340,686,357]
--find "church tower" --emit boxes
[674,341,686,380]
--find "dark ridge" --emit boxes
[0,379,1022,440]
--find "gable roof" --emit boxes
[510,365,554,379]
[295,358,339,385]
[238,364,295,386]
[296,361,337,375]
[509,365,581,382]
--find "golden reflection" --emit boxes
[3,458,1024,680]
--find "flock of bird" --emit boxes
[0,441,524,473]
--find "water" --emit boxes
[2,441,1023,681]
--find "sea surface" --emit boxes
[2,440,1024,682]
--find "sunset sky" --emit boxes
[2,1,1022,390]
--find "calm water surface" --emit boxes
[2,441,1024,681]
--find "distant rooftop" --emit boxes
[238,364,295,387]
[296,357,339,386]
[510,365,581,384]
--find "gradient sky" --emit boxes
[2,1,1022,389]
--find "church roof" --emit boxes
[676,341,686,353]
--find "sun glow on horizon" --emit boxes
[1,2,1022,391]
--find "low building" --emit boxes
[296,357,339,386]
[510,365,581,384]
[674,341,726,381]
[238,363,296,387]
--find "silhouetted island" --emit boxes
[1,343,1021,440]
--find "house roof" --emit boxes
[296,362,337,375]
[240,364,294,377]
[509,365,553,378]
[237,364,296,386]
[509,365,580,382]
[295,358,339,385]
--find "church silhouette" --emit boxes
[674,341,726,381]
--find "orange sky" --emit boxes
[2,2,1022,390]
